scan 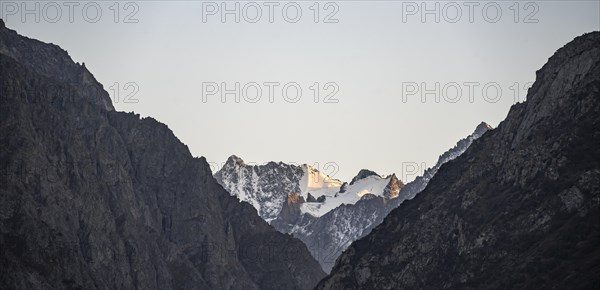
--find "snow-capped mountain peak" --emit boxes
[299,173,400,218]
[215,158,347,221]
[299,164,342,200]
[349,169,381,185]
[215,155,398,220]
[214,156,304,222]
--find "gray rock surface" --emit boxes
[274,192,306,232]
[214,156,305,222]
[317,32,600,289]
[0,23,325,290]
[382,174,402,199]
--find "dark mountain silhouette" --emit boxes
[0,22,325,289]
[317,32,600,289]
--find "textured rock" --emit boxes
[0,24,113,111]
[275,192,306,229]
[339,183,348,194]
[0,23,325,289]
[349,170,380,185]
[317,32,600,289]
[382,174,402,199]
[214,157,305,222]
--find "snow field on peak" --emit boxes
[301,175,391,217]
[299,164,342,199]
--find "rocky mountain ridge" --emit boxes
[0,22,325,289]
[317,31,600,289]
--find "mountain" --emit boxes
[317,32,600,289]
[214,159,399,224]
[215,123,490,272]
[214,158,342,222]
[279,122,491,273]
[0,22,325,289]
[214,160,400,272]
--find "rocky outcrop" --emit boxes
[349,169,380,185]
[317,32,600,289]
[382,174,402,199]
[0,23,325,290]
[273,192,306,231]
[339,182,348,193]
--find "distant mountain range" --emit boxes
[215,122,492,272]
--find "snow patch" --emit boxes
[300,175,391,217]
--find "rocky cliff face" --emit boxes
[214,157,306,222]
[277,192,306,227]
[0,23,325,289]
[317,32,600,289]
[382,174,401,199]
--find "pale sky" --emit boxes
[3,1,599,182]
